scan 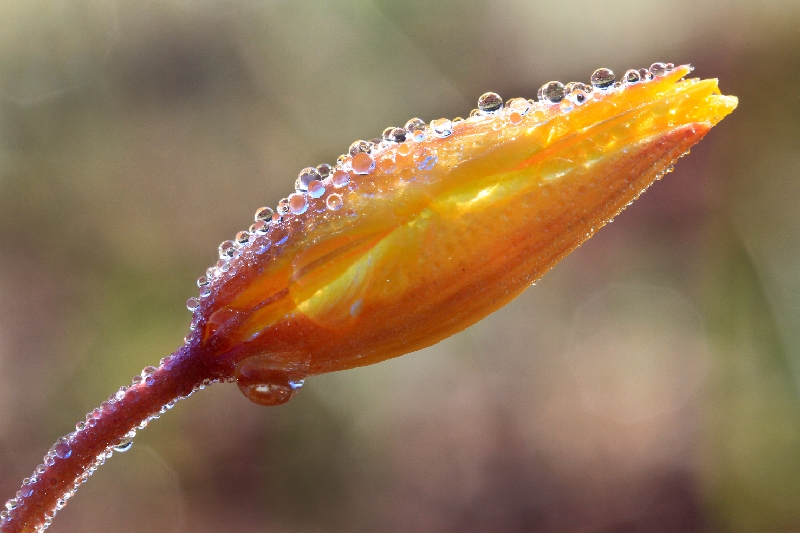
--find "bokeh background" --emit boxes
[0,0,799,531]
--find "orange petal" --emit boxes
[197,65,737,375]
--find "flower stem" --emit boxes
[0,344,226,533]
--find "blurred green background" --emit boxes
[0,0,799,531]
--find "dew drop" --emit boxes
[54,439,72,460]
[255,206,274,222]
[384,127,407,143]
[565,82,591,95]
[590,68,615,90]
[568,90,588,106]
[295,167,321,192]
[404,118,425,133]
[235,356,306,407]
[288,193,308,215]
[218,240,236,259]
[649,62,667,77]
[235,231,250,244]
[186,297,199,311]
[352,152,375,174]
[251,220,268,234]
[477,92,503,113]
[431,118,453,137]
[509,111,522,124]
[624,69,641,84]
[379,158,396,173]
[326,193,343,210]
[277,198,290,216]
[411,129,426,142]
[196,276,209,288]
[331,169,351,188]
[349,140,372,156]
[113,438,133,453]
[507,97,530,115]
[307,180,326,198]
[538,81,565,104]
[316,163,332,179]
[665,62,674,71]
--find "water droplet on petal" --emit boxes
[219,240,236,259]
[431,118,453,137]
[236,231,250,244]
[411,129,426,142]
[186,297,199,311]
[568,89,588,106]
[624,69,641,84]
[255,207,274,222]
[307,180,326,198]
[113,438,133,452]
[316,163,332,178]
[649,62,667,77]
[235,356,307,407]
[478,92,503,112]
[565,82,591,95]
[326,193,343,210]
[349,140,372,156]
[590,68,615,90]
[538,81,565,104]
[507,97,530,115]
[383,127,406,143]
[277,198,291,216]
[352,152,375,174]
[379,158,396,173]
[288,193,308,215]
[295,167,320,192]
[331,169,351,188]
[251,220,268,234]
[404,118,425,133]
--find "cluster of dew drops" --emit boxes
[183,62,677,325]
[0,63,675,532]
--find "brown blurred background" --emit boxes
[1,0,799,531]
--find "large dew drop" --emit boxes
[235,355,307,406]
[590,68,615,90]
[477,92,503,113]
[538,81,565,104]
